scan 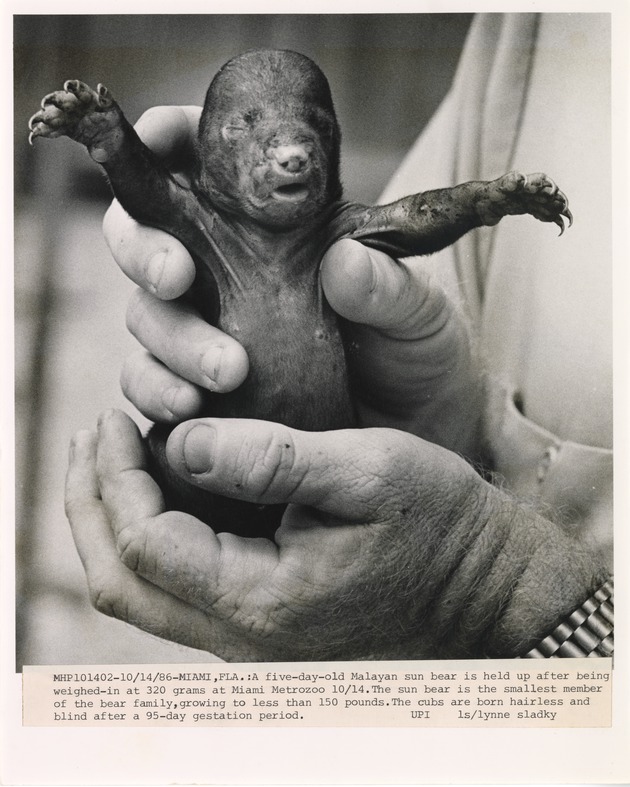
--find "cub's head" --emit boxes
[196,49,342,229]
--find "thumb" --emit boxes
[321,238,448,339]
[134,105,201,164]
[166,418,418,522]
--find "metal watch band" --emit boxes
[520,578,614,658]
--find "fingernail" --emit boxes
[90,148,109,163]
[70,429,95,460]
[97,409,116,432]
[183,424,216,474]
[200,346,224,390]
[146,250,168,292]
[162,386,183,416]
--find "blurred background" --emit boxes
[14,13,473,668]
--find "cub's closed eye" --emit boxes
[222,125,247,142]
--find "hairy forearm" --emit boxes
[273,469,603,662]
[314,473,607,662]
[416,484,607,660]
[487,507,608,657]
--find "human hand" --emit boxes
[104,106,483,458]
[66,409,601,661]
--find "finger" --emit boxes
[65,429,112,580]
[166,417,418,521]
[93,410,284,656]
[65,425,224,652]
[321,238,473,432]
[120,349,205,423]
[95,409,165,522]
[126,289,249,393]
[134,105,201,165]
[94,410,232,595]
[103,200,196,300]
[321,238,449,340]
[94,410,260,599]
[102,106,202,299]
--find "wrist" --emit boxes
[417,480,607,659]
[473,488,608,657]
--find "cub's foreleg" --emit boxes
[29,80,199,240]
[349,171,573,258]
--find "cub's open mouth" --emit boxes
[272,183,310,202]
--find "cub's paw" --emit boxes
[28,80,119,147]
[478,171,573,235]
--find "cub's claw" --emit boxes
[28,80,119,147]
[563,205,574,227]
[28,113,42,145]
[97,84,112,104]
[552,206,574,236]
[480,171,574,235]
[552,216,564,235]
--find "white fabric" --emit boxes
[381,13,612,563]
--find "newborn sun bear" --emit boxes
[30,49,572,538]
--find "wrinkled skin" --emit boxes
[65,409,604,661]
[196,50,342,228]
[30,49,572,537]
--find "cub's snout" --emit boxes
[268,143,310,174]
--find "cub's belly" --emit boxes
[206,288,356,431]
